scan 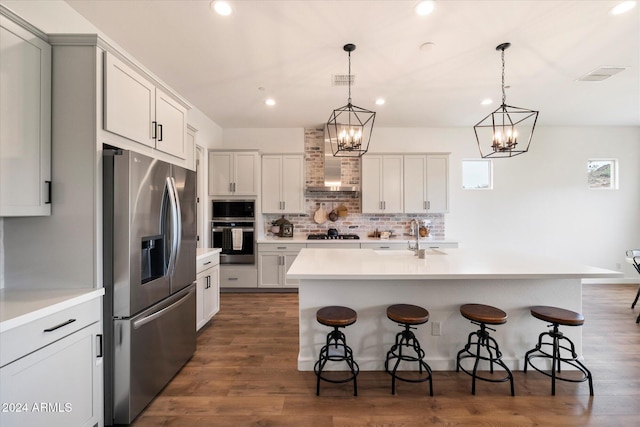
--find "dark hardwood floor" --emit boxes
[131,283,640,426]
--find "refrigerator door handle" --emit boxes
[165,176,180,275]
[133,287,193,329]
[170,176,182,271]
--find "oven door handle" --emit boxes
[211,227,254,232]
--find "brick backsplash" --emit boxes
[263,128,446,238]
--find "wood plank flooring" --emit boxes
[131,283,640,426]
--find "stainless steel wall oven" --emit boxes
[211,200,255,264]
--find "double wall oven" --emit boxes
[211,200,255,264]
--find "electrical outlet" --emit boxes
[616,263,622,271]
[432,322,441,336]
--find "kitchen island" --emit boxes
[287,248,621,371]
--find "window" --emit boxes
[588,159,618,189]
[462,159,492,189]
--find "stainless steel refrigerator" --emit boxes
[103,148,197,425]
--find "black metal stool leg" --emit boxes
[314,326,359,396]
[457,323,514,396]
[524,324,593,396]
[385,324,433,396]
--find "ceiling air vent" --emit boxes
[577,66,627,82]
[332,74,355,86]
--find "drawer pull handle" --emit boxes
[44,318,76,332]
[228,277,238,281]
[97,334,103,358]
[203,261,212,265]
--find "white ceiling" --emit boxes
[65,0,640,129]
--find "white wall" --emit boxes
[2,1,638,280]
[222,128,304,152]
[375,126,640,277]
[226,126,640,278]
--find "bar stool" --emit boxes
[314,306,359,396]
[524,305,594,396]
[456,303,515,396]
[384,304,434,396]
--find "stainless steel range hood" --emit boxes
[306,139,360,193]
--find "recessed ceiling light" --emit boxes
[609,1,636,15]
[211,1,232,16]
[481,98,493,106]
[415,1,435,16]
[375,98,386,106]
[265,98,276,106]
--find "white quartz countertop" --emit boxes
[197,247,221,259]
[287,248,622,280]
[0,288,105,333]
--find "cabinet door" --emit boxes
[0,17,51,216]
[203,264,220,320]
[0,322,102,427]
[426,155,449,213]
[258,253,282,288]
[208,152,233,195]
[261,155,283,213]
[381,155,404,213]
[155,88,187,159]
[104,52,155,148]
[283,253,299,288]
[404,155,428,213]
[233,152,258,195]
[281,155,304,213]
[361,155,383,213]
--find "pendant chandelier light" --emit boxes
[473,43,538,158]
[326,43,376,157]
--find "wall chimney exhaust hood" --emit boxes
[306,139,360,193]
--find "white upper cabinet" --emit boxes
[261,154,304,213]
[404,154,449,213]
[0,14,51,216]
[362,155,403,213]
[208,151,258,196]
[104,52,187,159]
[425,154,449,213]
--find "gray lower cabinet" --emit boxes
[258,243,306,288]
[220,265,258,288]
[0,298,103,427]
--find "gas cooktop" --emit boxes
[307,234,360,240]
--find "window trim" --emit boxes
[462,159,493,190]
[587,158,618,190]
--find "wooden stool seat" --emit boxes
[316,306,357,328]
[387,304,429,325]
[460,303,507,325]
[530,305,584,327]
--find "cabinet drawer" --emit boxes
[197,252,220,273]
[220,267,257,288]
[258,243,306,253]
[422,242,458,249]
[360,242,408,250]
[0,298,100,368]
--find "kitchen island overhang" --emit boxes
[288,248,622,372]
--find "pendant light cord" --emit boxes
[347,50,352,105]
[501,48,506,106]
